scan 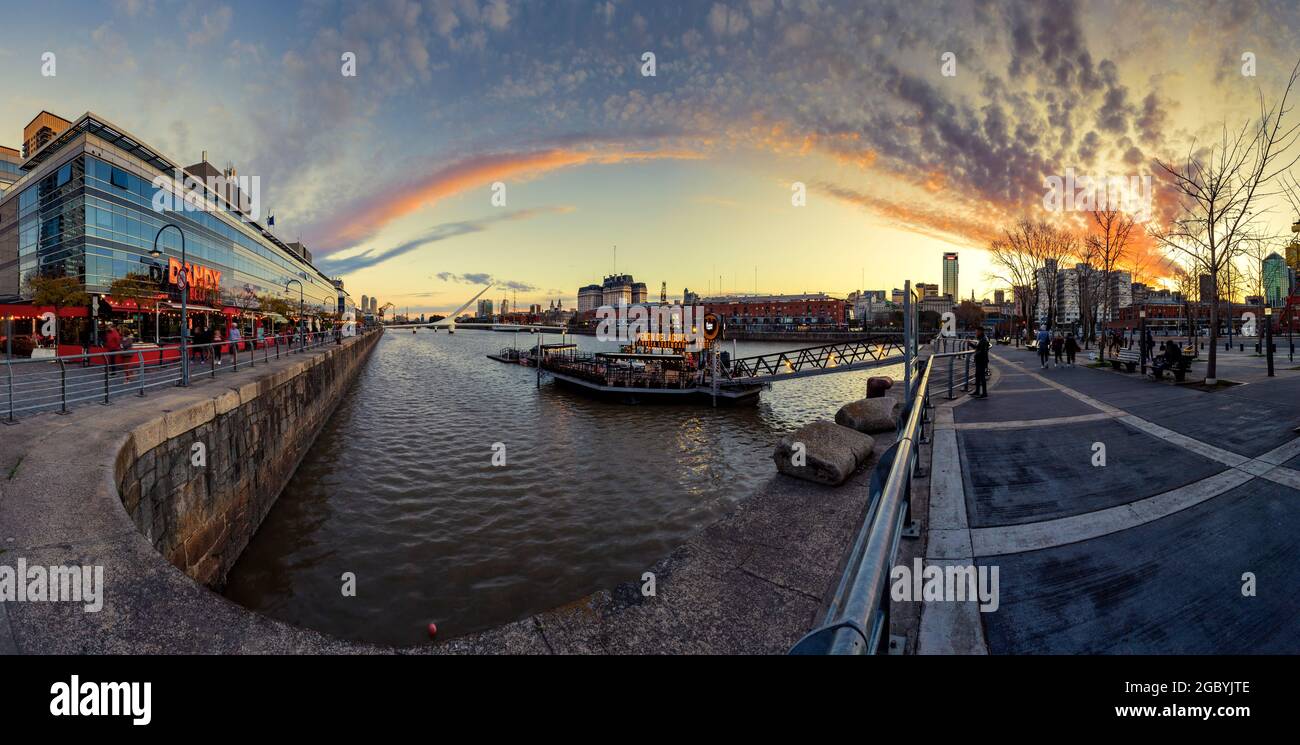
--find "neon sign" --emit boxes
[167,258,222,292]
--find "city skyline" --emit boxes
[7,2,1300,314]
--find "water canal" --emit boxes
[223,329,902,644]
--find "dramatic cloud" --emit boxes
[436,272,536,292]
[316,206,572,274]
[310,145,701,254]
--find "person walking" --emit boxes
[213,328,224,366]
[970,327,990,398]
[103,324,122,377]
[228,322,243,354]
[1051,333,1065,367]
[120,328,137,383]
[1036,325,1051,369]
[1065,333,1080,366]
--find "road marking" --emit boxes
[953,412,1117,430]
[970,468,1255,557]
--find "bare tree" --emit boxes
[986,219,1078,337]
[1172,261,1201,346]
[1150,59,1300,382]
[1086,209,1136,360]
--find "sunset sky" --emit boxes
[5,0,1300,313]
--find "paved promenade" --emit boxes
[920,346,1300,653]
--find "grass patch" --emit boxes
[6,457,19,480]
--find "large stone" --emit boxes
[835,396,901,434]
[773,420,875,485]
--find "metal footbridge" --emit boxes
[717,335,909,386]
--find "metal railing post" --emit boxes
[5,358,13,424]
[137,352,145,396]
[58,359,68,415]
[963,354,970,391]
[101,355,111,405]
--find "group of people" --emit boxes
[1033,326,1082,369]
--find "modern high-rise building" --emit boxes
[0,146,22,197]
[0,111,339,348]
[942,252,958,301]
[477,298,494,318]
[22,111,71,158]
[1263,251,1288,307]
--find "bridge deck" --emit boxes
[920,346,1300,653]
[721,336,907,385]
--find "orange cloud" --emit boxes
[817,181,1003,247]
[314,146,703,253]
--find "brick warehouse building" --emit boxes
[702,293,848,333]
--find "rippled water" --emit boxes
[223,329,902,645]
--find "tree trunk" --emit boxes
[1207,298,1219,383]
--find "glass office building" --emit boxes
[0,111,343,350]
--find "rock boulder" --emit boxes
[772,421,875,485]
[835,396,901,434]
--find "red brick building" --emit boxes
[703,293,848,332]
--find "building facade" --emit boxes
[0,146,22,198]
[0,111,340,351]
[1263,251,1288,307]
[576,284,601,312]
[701,293,847,332]
[942,252,958,301]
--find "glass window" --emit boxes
[57,162,71,187]
[110,167,129,189]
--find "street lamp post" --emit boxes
[1139,308,1148,377]
[150,224,188,386]
[285,278,304,351]
[1265,306,1274,377]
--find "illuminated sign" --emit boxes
[702,313,720,341]
[632,333,696,351]
[167,258,222,292]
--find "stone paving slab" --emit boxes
[957,419,1226,527]
[979,477,1300,653]
[1125,397,1300,458]
[952,387,1099,424]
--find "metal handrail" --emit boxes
[789,348,974,655]
[0,327,375,422]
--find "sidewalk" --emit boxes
[918,346,1300,653]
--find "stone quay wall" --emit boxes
[113,331,380,587]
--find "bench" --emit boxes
[1110,348,1140,372]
